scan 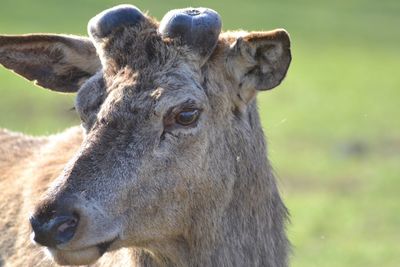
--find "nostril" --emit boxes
[30,212,79,247]
[54,214,79,245]
[57,216,78,232]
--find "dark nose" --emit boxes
[30,210,79,247]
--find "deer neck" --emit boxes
[189,104,289,266]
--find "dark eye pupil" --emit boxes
[176,110,199,125]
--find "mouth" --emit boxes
[48,237,118,265]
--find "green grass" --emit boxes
[1,0,399,266]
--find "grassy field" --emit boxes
[1,0,399,266]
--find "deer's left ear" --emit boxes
[226,29,291,102]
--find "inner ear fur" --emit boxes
[0,34,101,92]
[225,29,291,102]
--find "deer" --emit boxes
[0,4,292,267]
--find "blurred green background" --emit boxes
[0,0,399,266]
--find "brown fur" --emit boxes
[0,6,291,267]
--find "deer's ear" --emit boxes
[0,34,101,92]
[226,29,291,102]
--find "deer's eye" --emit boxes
[175,109,200,126]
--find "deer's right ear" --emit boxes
[0,34,101,92]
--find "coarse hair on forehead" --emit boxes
[95,18,199,78]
